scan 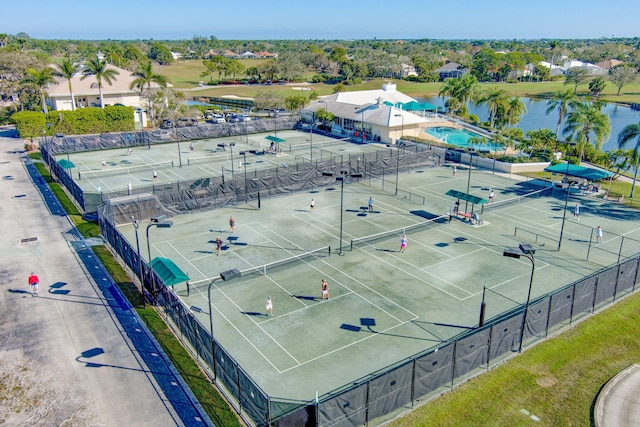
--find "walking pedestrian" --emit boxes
[128,148,132,156]
[596,225,604,244]
[573,203,580,220]
[400,234,408,253]
[266,296,273,316]
[321,279,330,301]
[229,216,235,233]
[28,272,39,296]
[452,165,456,178]
[153,170,158,181]
[368,197,374,213]
[127,181,132,193]
[310,198,315,212]
[102,159,107,170]
[489,190,495,203]
[189,142,194,151]
[216,236,223,255]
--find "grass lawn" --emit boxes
[390,290,640,427]
[156,60,640,105]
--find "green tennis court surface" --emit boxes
[116,163,640,400]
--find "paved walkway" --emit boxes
[0,128,213,426]
[595,364,640,427]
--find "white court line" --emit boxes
[191,284,298,370]
[165,241,207,279]
[360,244,474,299]
[254,226,417,323]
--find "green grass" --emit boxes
[31,156,242,427]
[390,291,640,427]
[156,60,640,105]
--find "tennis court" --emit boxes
[115,163,640,400]
[59,130,384,193]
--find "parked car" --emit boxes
[161,119,173,129]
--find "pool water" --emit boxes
[424,127,503,151]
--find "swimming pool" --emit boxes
[424,126,503,151]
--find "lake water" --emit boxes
[421,96,640,152]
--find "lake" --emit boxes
[421,96,640,152]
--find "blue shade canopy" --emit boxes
[151,257,190,286]
[57,159,76,169]
[544,162,613,181]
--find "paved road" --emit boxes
[0,127,212,426]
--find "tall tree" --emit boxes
[617,122,640,197]
[130,60,167,124]
[588,77,606,98]
[81,58,119,109]
[504,97,527,128]
[21,67,56,114]
[608,66,638,95]
[564,67,589,94]
[562,101,611,160]
[545,89,578,137]
[53,57,80,111]
[476,87,508,128]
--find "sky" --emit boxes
[4,0,640,41]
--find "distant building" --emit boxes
[436,62,467,80]
[223,50,240,59]
[301,83,435,145]
[561,60,605,75]
[46,64,162,111]
[256,51,278,59]
[240,51,257,59]
[595,59,623,71]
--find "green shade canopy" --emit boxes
[544,162,613,181]
[445,189,488,205]
[57,159,76,169]
[151,257,190,286]
[400,101,438,112]
[265,135,285,143]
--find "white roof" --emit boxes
[47,64,162,98]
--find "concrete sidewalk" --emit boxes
[595,364,640,427]
[0,130,212,426]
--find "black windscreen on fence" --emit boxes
[413,344,454,397]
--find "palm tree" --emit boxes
[457,74,479,110]
[81,58,119,108]
[617,122,640,197]
[505,97,527,128]
[54,58,80,111]
[476,87,508,128]
[22,67,57,114]
[129,60,167,123]
[562,101,611,160]
[545,89,577,138]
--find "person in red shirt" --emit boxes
[28,272,39,296]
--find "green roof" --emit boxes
[265,135,285,143]
[57,159,76,169]
[544,162,613,181]
[151,257,190,286]
[445,189,488,205]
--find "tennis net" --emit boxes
[350,214,449,250]
[287,137,350,152]
[187,153,230,166]
[240,245,331,277]
[78,160,174,180]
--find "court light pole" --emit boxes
[464,152,476,213]
[131,216,145,308]
[503,243,536,353]
[394,114,404,195]
[146,215,173,303]
[318,100,328,135]
[323,171,363,255]
[557,159,573,251]
[240,151,248,203]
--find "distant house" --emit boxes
[171,51,183,60]
[436,62,467,80]
[401,63,418,78]
[223,50,240,59]
[538,61,564,76]
[240,51,257,59]
[46,64,162,111]
[204,50,219,58]
[561,60,605,75]
[256,51,278,59]
[595,59,623,71]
